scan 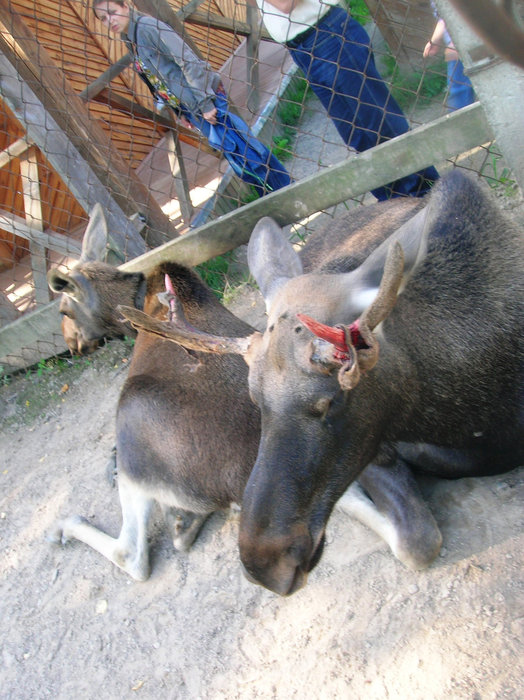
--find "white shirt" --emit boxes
[255,0,339,44]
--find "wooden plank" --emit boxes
[79,53,133,101]
[246,4,260,112]
[185,9,272,40]
[0,210,82,257]
[0,7,178,251]
[0,299,65,372]
[178,0,209,21]
[165,131,194,224]
[20,150,50,306]
[0,136,33,169]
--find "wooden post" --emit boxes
[165,131,194,224]
[246,4,261,113]
[19,148,50,307]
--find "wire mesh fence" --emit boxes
[0,0,521,378]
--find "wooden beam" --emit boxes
[177,0,208,22]
[20,149,50,307]
[79,53,133,101]
[246,4,261,112]
[0,291,19,326]
[184,10,254,37]
[0,209,82,258]
[184,10,273,41]
[91,89,220,156]
[165,130,194,224]
[0,8,178,252]
[0,136,33,169]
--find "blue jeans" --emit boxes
[184,94,291,197]
[446,60,475,112]
[287,7,439,200]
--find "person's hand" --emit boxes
[178,115,192,129]
[423,40,441,58]
[203,107,218,125]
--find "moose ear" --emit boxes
[247,217,303,312]
[79,203,110,263]
[47,269,89,302]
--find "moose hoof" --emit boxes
[171,512,209,552]
[391,527,443,571]
[47,515,87,546]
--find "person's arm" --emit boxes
[423,18,446,58]
[140,18,217,117]
[246,0,297,14]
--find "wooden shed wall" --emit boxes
[0,0,247,274]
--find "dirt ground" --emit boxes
[1,97,524,700]
[1,283,523,700]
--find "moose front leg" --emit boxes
[49,475,154,581]
[337,460,442,570]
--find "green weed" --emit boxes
[0,364,11,386]
[271,76,311,163]
[481,148,518,197]
[380,50,447,110]
[197,252,235,299]
[346,0,371,25]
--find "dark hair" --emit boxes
[92,0,126,14]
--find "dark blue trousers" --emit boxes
[186,94,291,197]
[287,7,439,200]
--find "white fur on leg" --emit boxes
[49,474,154,581]
[335,482,401,561]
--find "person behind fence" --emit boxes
[249,0,440,201]
[423,16,475,112]
[92,1,291,197]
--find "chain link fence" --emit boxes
[0,0,522,377]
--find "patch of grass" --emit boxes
[197,252,235,299]
[346,0,371,25]
[382,52,447,110]
[272,76,311,162]
[272,126,297,162]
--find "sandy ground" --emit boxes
[1,98,523,700]
[1,332,523,700]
